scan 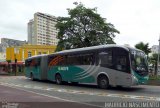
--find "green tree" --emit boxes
[135,42,151,55]
[56,2,120,51]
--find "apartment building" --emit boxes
[28,12,59,45]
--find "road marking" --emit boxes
[0,82,160,101]
[0,83,103,108]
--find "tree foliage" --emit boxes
[135,42,151,55]
[56,2,120,51]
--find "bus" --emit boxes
[25,45,149,89]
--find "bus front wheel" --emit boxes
[55,74,62,85]
[97,75,109,89]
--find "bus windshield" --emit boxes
[130,50,148,76]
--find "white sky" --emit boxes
[0,0,160,47]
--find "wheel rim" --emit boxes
[101,79,107,87]
[98,76,108,89]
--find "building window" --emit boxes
[28,51,32,57]
[38,52,41,55]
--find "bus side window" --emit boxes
[99,50,113,68]
[58,55,67,65]
[80,53,94,65]
[116,56,127,72]
[67,55,79,65]
[25,59,31,67]
[114,48,129,73]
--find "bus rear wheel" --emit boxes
[55,74,62,85]
[97,75,109,89]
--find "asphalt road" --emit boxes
[0,76,160,108]
[0,83,99,108]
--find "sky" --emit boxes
[0,0,160,47]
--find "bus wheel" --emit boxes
[30,73,35,81]
[97,75,109,89]
[55,74,62,85]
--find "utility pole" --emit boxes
[14,54,17,76]
[157,36,160,75]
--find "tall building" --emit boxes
[28,19,34,44]
[28,12,59,45]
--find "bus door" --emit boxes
[31,57,41,79]
[114,48,131,86]
[99,49,116,86]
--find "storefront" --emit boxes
[0,61,24,75]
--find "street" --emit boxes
[0,76,160,108]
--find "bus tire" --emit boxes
[55,74,62,85]
[30,73,35,81]
[97,75,109,89]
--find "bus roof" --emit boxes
[126,46,146,54]
[26,54,48,60]
[25,45,145,60]
[53,44,130,55]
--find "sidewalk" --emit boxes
[0,71,9,75]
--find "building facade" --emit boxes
[0,38,27,60]
[0,52,6,61]
[28,12,59,45]
[6,45,56,62]
[1,38,27,47]
[151,45,159,54]
[28,19,34,44]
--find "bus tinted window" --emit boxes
[25,57,41,67]
[67,53,94,65]
[99,50,113,68]
[116,55,127,72]
[25,59,32,67]
[58,55,67,65]
[115,48,129,73]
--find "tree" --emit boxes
[56,2,120,51]
[135,42,151,55]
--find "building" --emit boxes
[6,45,56,62]
[151,45,159,54]
[1,38,27,47]
[0,38,27,60]
[28,12,59,45]
[28,19,34,44]
[0,52,6,61]
[0,43,5,52]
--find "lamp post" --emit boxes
[14,54,17,76]
[157,36,160,75]
[14,47,18,76]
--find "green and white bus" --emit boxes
[25,45,149,89]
